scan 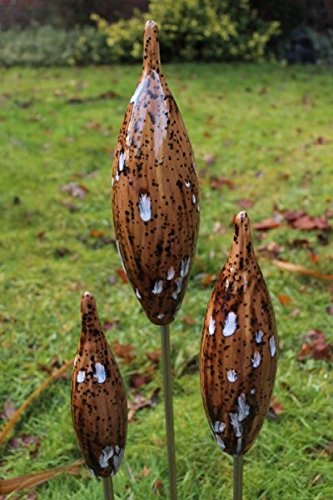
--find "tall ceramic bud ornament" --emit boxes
[200,212,278,499]
[71,292,127,497]
[112,20,200,326]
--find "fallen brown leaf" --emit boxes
[60,182,88,199]
[278,294,292,306]
[267,397,285,420]
[273,260,333,281]
[203,153,216,165]
[258,241,283,259]
[290,215,330,231]
[90,229,106,238]
[297,329,333,362]
[130,370,153,389]
[0,460,83,494]
[326,305,333,315]
[253,217,282,231]
[116,268,129,283]
[127,388,160,422]
[209,175,234,190]
[112,340,136,364]
[181,315,197,326]
[0,360,72,446]
[103,319,119,332]
[237,198,254,209]
[145,349,161,364]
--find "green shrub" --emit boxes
[0,25,110,67]
[93,0,281,62]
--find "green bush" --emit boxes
[0,25,110,67]
[93,0,281,62]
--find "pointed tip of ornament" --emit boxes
[143,19,161,72]
[234,211,249,225]
[145,19,159,32]
[81,291,97,314]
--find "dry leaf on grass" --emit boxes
[267,397,285,420]
[297,329,333,362]
[0,360,72,446]
[209,175,234,190]
[0,460,83,494]
[112,340,136,364]
[60,182,88,199]
[116,268,129,283]
[127,388,160,422]
[253,217,282,231]
[273,260,333,281]
[145,349,161,364]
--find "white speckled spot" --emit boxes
[180,257,190,277]
[172,277,183,299]
[115,172,120,182]
[167,266,175,280]
[99,446,113,468]
[251,351,261,368]
[139,193,152,222]
[227,369,238,383]
[185,180,191,188]
[215,434,226,450]
[111,177,114,187]
[130,80,146,105]
[255,330,264,344]
[269,336,276,357]
[192,194,197,204]
[225,278,230,291]
[230,413,243,437]
[118,153,125,172]
[94,363,106,384]
[237,394,250,422]
[152,280,163,295]
[157,313,164,319]
[112,447,124,474]
[208,316,216,335]
[213,421,225,433]
[135,288,142,300]
[223,311,237,337]
[76,370,85,383]
[250,387,256,395]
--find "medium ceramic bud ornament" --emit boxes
[71,292,127,477]
[200,212,278,457]
[112,20,200,326]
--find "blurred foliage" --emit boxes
[0,25,111,67]
[92,0,281,62]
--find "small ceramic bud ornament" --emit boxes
[200,212,278,457]
[71,292,127,478]
[112,20,200,326]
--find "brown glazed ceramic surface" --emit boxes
[112,20,200,325]
[71,292,127,477]
[200,212,278,456]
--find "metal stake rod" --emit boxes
[233,455,243,500]
[160,324,177,500]
[103,476,115,500]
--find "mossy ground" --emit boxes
[0,63,332,499]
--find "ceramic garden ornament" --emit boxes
[200,211,278,456]
[112,20,200,326]
[71,292,127,477]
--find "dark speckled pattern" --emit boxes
[112,20,200,326]
[200,212,278,456]
[71,292,127,477]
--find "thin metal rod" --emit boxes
[103,476,114,500]
[233,455,243,500]
[160,324,177,500]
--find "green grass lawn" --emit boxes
[0,62,333,499]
